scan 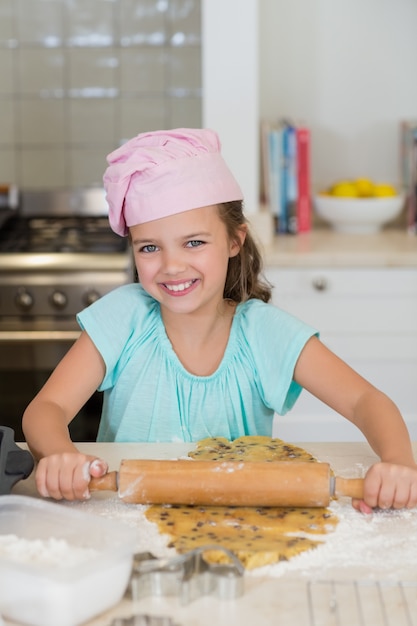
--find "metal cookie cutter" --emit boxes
[111,615,178,626]
[129,545,245,605]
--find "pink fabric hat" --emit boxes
[103,128,243,236]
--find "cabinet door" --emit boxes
[265,267,417,442]
[267,267,417,333]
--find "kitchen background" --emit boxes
[0,0,202,190]
[0,0,416,441]
[2,0,417,207]
[259,0,417,191]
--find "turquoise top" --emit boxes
[77,284,317,443]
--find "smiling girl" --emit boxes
[22,129,417,512]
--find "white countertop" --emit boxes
[261,228,417,267]
[8,441,417,626]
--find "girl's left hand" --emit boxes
[352,461,417,514]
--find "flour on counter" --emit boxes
[66,494,176,558]
[65,495,417,582]
[0,535,98,567]
[251,499,417,581]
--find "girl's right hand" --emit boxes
[34,453,108,501]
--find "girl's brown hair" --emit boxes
[218,201,272,304]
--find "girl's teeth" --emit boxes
[165,280,193,292]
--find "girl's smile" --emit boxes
[160,278,200,295]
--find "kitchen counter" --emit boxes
[260,228,417,267]
[9,441,417,626]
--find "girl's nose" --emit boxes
[161,249,186,274]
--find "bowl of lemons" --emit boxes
[314,178,405,234]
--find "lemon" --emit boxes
[354,178,375,197]
[331,181,358,197]
[373,183,397,197]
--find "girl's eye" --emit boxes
[140,244,158,253]
[186,240,204,248]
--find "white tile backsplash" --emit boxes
[169,96,201,129]
[66,0,115,47]
[20,148,67,188]
[18,99,66,145]
[0,0,201,189]
[0,0,14,43]
[68,147,109,188]
[168,0,202,44]
[119,0,167,46]
[68,99,117,144]
[0,148,16,183]
[168,46,201,91]
[120,48,166,94]
[0,50,14,95]
[119,97,166,139]
[67,48,119,92]
[15,0,64,46]
[0,99,15,144]
[17,49,65,95]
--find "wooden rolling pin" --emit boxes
[89,460,364,507]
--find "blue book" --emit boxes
[267,126,283,226]
[283,123,298,233]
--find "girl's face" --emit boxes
[130,204,245,316]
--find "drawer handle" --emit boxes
[0,330,81,342]
[312,277,328,291]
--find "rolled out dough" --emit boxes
[145,436,338,569]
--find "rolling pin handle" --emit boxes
[89,471,119,493]
[333,476,364,500]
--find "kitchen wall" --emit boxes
[0,0,202,189]
[201,0,258,213]
[259,0,417,190]
[3,1,415,202]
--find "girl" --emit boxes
[22,128,417,513]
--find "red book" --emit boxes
[296,127,311,232]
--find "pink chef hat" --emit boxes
[103,128,244,236]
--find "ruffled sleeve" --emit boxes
[236,299,318,415]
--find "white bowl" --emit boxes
[0,495,136,626]
[314,194,405,234]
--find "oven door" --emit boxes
[0,320,101,442]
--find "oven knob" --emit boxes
[15,288,34,311]
[83,289,101,306]
[50,290,68,310]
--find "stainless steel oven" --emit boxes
[0,189,132,441]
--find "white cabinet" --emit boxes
[266,267,417,442]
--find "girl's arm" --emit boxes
[294,336,417,511]
[22,331,108,500]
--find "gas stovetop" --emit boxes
[0,214,127,254]
[0,190,132,316]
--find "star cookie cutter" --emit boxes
[129,545,245,605]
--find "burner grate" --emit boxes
[0,215,127,253]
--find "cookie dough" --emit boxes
[145,436,338,569]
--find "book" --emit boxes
[260,120,271,206]
[296,126,311,233]
[399,120,417,233]
[260,118,311,234]
[266,123,284,230]
[282,122,298,234]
